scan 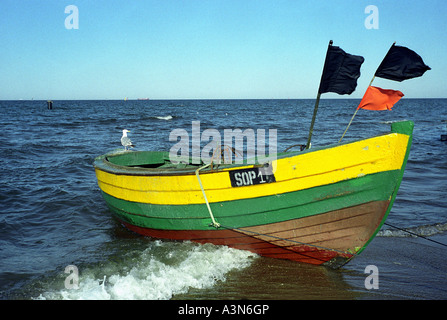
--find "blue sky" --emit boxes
[1,0,445,100]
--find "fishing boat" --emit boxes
[93,120,413,268]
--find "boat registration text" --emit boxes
[229,167,276,187]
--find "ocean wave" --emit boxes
[34,241,257,300]
[378,222,447,238]
[379,119,409,125]
[138,115,177,121]
[155,115,174,120]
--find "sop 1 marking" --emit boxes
[229,167,275,187]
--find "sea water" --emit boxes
[0,99,446,300]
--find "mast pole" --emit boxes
[338,42,396,143]
[306,40,333,149]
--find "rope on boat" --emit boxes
[384,222,447,248]
[195,145,240,229]
[195,163,220,229]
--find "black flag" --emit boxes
[318,43,365,95]
[375,44,431,82]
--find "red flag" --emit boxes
[357,86,404,110]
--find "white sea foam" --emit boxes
[36,241,257,300]
[156,115,173,120]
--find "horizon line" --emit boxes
[1,97,446,101]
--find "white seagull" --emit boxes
[121,129,135,150]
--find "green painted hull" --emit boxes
[102,170,400,231]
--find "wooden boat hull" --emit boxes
[94,121,414,267]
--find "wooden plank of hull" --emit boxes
[239,200,389,251]
[118,200,388,267]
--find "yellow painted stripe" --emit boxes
[95,132,409,205]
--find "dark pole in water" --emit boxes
[47,100,53,110]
